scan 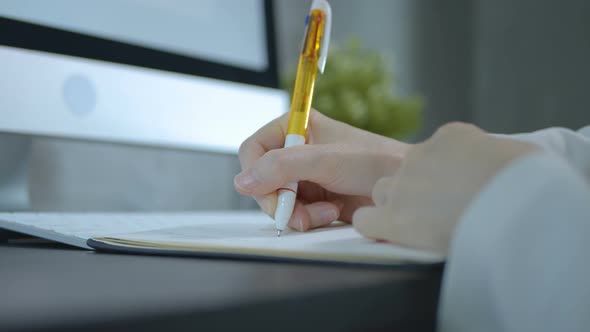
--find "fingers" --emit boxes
[352,206,392,241]
[234,144,339,195]
[252,192,343,230]
[353,205,454,254]
[372,175,397,206]
[288,200,343,232]
[353,206,415,247]
[236,109,407,221]
[351,123,492,254]
[236,112,291,217]
[253,193,277,217]
[235,143,403,199]
[238,109,330,171]
[339,197,374,223]
[237,109,397,172]
[238,112,289,170]
[236,110,332,217]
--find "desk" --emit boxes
[0,240,443,332]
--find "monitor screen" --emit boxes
[2,0,269,72]
[0,0,287,153]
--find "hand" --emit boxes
[234,109,409,231]
[353,122,537,254]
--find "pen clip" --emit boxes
[311,0,331,73]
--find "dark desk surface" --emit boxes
[0,239,443,332]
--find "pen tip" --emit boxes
[277,230,282,237]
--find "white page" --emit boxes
[0,211,270,249]
[99,213,444,264]
[0,211,444,264]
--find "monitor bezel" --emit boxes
[0,0,279,89]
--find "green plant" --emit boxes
[282,39,423,139]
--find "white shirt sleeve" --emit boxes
[438,153,590,332]
[494,126,590,180]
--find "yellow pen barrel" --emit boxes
[287,9,326,137]
[287,57,319,137]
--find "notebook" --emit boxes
[0,211,444,266]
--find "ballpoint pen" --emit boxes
[275,0,332,237]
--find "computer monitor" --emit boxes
[0,0,288,154]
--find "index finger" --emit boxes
[237,112,290,217]
[238,112,290,170]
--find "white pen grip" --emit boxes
[274,134,306,230]
[283,134,306,148]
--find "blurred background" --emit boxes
[1,0,589,212]
[278,0,590,138]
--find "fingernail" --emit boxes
[234,169,259,191]
[319,208,339,222]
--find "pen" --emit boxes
[275,0,332,237]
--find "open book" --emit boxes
[0,211,443,266]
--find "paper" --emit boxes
[0,210,443,264]
[0,211,237,248]
[94,212,443,264]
